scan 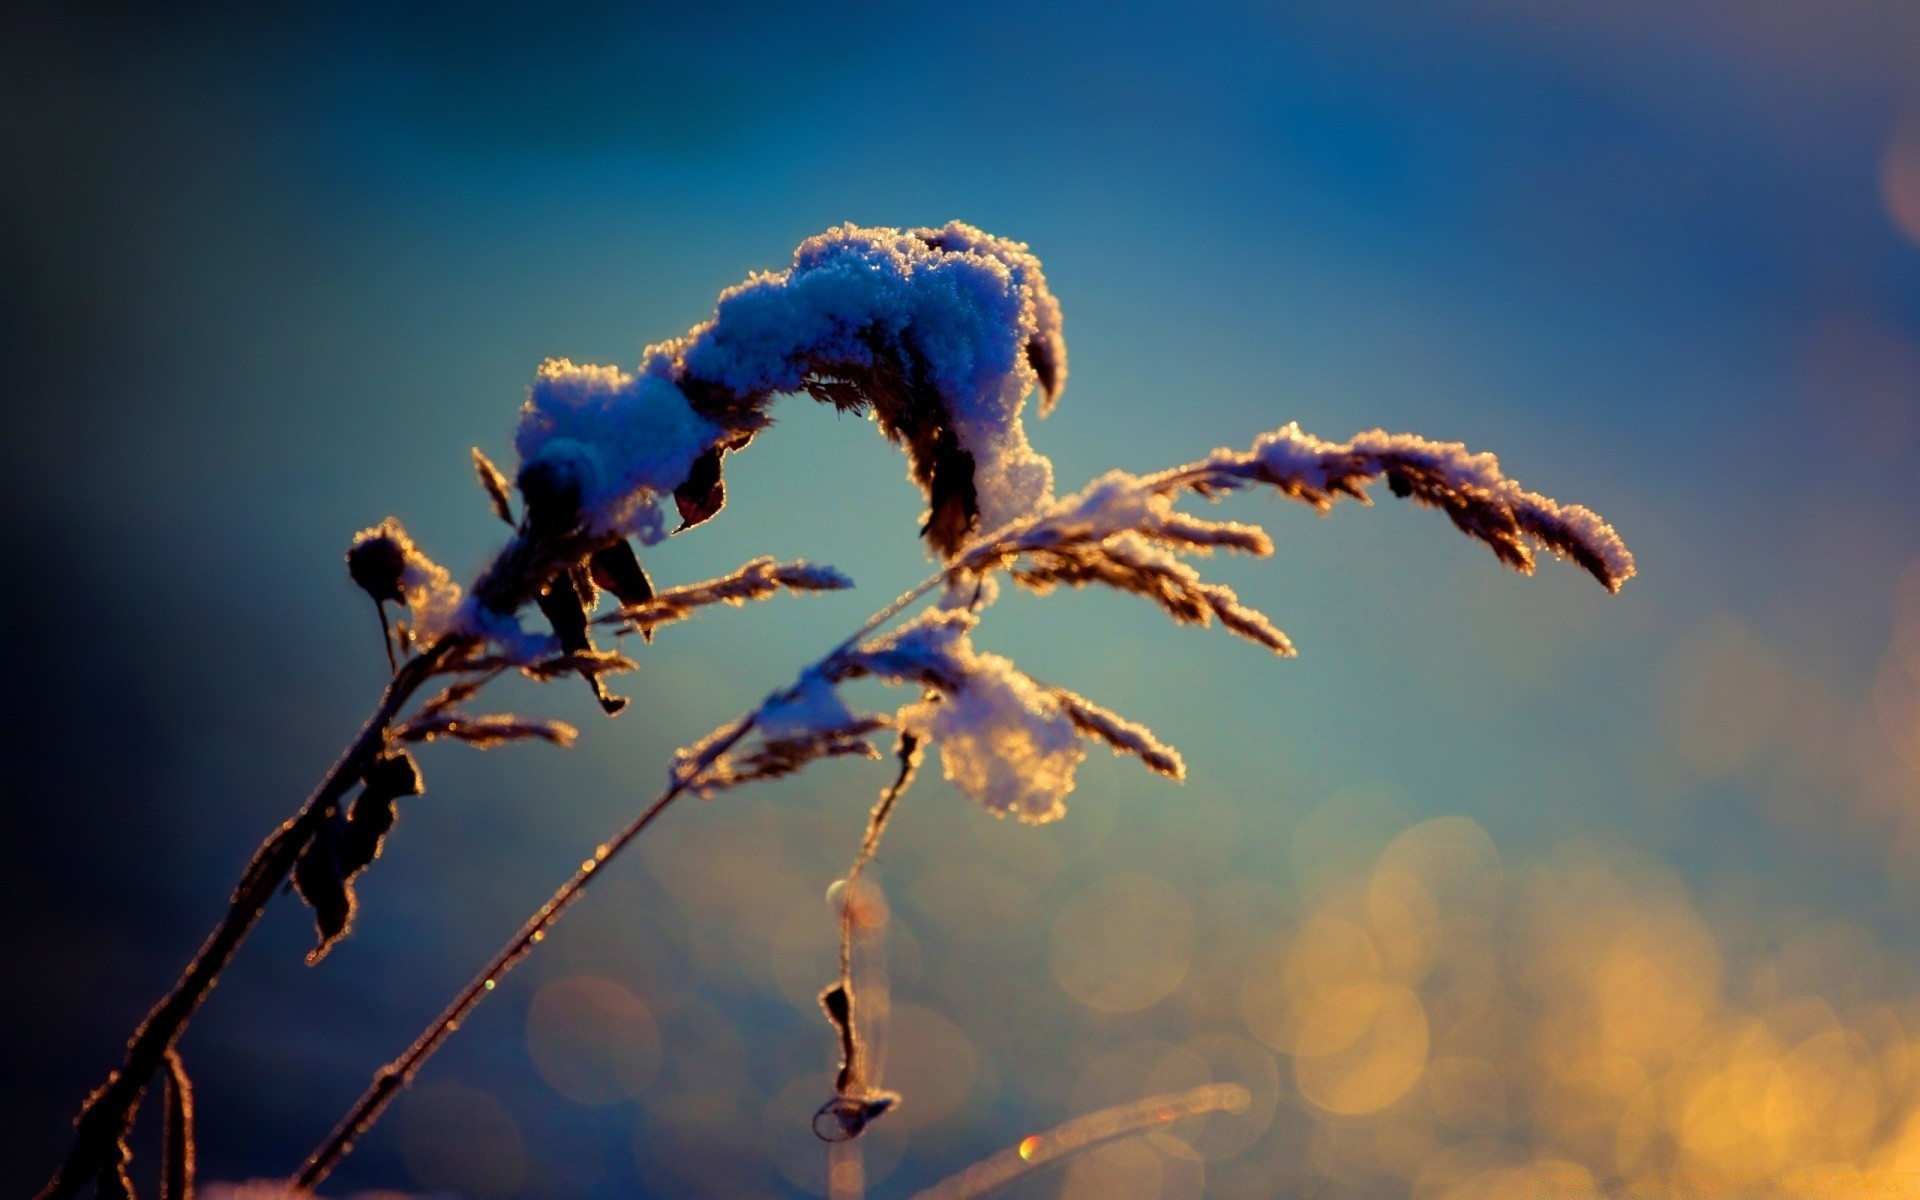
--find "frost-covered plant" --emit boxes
[42,222,1632,1200]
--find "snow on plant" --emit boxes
[513,221,1066,556]
[40,222,1632,1200]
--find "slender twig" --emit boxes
[904,1083,1251,1200]
[38,638,460,1200]
[372,597,397,676]
[816,731,922,1131]
[160,1050,195,1200]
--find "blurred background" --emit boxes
[6,2,1920,1196]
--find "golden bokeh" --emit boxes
[398,1083,527,1199]
[525,975,662,1105]
[1058,1131,1205,1200]
[875,1003,977,1132]
[1884,124,1920,247]
[1050,872,1194,1013]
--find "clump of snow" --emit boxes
[759,667,868,743]
[512,222,1068,552]
[844,607,976,691]
[512,356,723,541]
[901,653,1085,825]
[457,599,561,664]
[675,222,1064,534]
[844,608,1087,823]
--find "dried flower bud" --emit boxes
[345,520,411,604]
[343,518,462,637]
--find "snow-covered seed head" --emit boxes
[344,518,463,637]
[345,520,411,604]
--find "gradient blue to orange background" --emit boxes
[7,3,1920,1196]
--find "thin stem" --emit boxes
[38,638,460,1200]
[160,1050,195,1200]
[837,732,921,1008]
[814,733,921,1125]
[291,710,759,1189]
[904,1083,1251,1200]
[373,597,396,676]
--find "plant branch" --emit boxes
[38,637,461,1200]
[290,566,959,1188]
[290,707,758,1189]
[904,1083,1251,1200]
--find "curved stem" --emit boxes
[39,638,460,1200]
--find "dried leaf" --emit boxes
[588,540,655,607]
[602,557,853,636]
[293,818,353,965]
[520,649,640,682]
[538,565,626,713]
[414,677,489,723]
[1010,539,1294,656]
[338,750,420,874]
[472,447,515,525]
[673,445,727,532]
[820,982,857,1095]
[813,1091,898,1143]
[1027,333,1062,411]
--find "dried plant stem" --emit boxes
[293,568,957,1189]
[291,711,760,1189]
[160,1050,194,1200]
[904,1083,1252,1200]
[821,733,921,1119]
[38,638,460,1200]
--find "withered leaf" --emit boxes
[538,565,626,713]
[293,817,353,965]
[1027,334,1062,410]
[673,445,727,532]
[537,567,593,654]
[401,712,579,749]
[339,750,420,874]
[589,540,656,608]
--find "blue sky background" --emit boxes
[7,3,1920,1196]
